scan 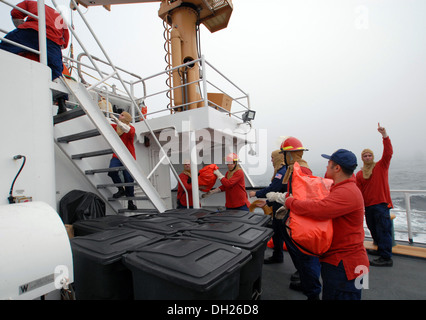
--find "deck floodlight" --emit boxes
[242,110,256,122]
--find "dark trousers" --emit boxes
[108,157,134,197]
[365,203,393,259]
[321,261,362,300]
[283,224,322,299]
[0,29,63,80]
[226,204,249,211]
[271,217,285,261]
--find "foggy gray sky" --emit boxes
[2,0,425,181]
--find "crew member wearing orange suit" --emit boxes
[267,137,321,300]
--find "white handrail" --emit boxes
[129,55,251,121]
[36,0,46,65]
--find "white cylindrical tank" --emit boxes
[0,202,73,300]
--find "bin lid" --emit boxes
[123,216,198,235]
[183,221,273,251]
[71,228,163,264]
[123,237,251,292]
[73,215,129,235]
[202,210,271,226]
[158,208,215,221]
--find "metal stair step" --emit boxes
[85,166,126,175]
[53,107,85,125]
[97,182,138,188]
[108,196,149,201]
[71,148,113,159]
[57,129,100,143]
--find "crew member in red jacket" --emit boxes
[107,112,137,210]
[177,159,193,208]
[356,123,393,267]
[0,1,69,80]
[205,153,250,211]
[285,149,369,300]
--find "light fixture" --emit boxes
[242,110,256,123]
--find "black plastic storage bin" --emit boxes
[183,221,273,300]
[123,215,198,236]
[123,236,251,300]
[201,209,271,227]
[71,228,163,300]
[73,215,130,236]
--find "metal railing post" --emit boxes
[201,55,208,108]
[36,0,47,66]
[404,192,414,244]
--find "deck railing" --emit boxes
[390,190,426,244]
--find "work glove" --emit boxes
[111,114,130,133]
[275,205,288,220]
[266,192,287,205]
[213,169,224,180]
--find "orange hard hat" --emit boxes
[280,137,308,152]
[225,152,239,164]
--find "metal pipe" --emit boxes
[189,131,200,208]
[404,193,414,244]
[36,0,47,65]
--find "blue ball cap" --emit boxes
[321,149,357,171]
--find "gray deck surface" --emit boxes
[261,247,426,300]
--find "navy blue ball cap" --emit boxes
[321,149,357,170]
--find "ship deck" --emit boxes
[261,244,426,300]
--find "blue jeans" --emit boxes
[283,222,322,299]
[321,261,362,300]
[107,157,134,197]
[365,203,393,259]
[0,29,63,80]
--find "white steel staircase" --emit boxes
[53,78,167,215]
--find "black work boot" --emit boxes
[370,256,393,267]
[57,97,67,114]
[128,200,137,210]
[113,187,126,198]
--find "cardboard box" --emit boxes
[207,93,232,113]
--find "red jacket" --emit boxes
[285,176,369,280]
[219,169,250,209]
[111,123,136,159]
[177,172,193,207]
[11,1,69,48]
[356,137,393,208]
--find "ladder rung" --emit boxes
[108,196,149,201]
[97,182,138,188]
[85,167,126,175]
[72,149,113,160]
[57,129,100,143]
[53,107,85,125]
